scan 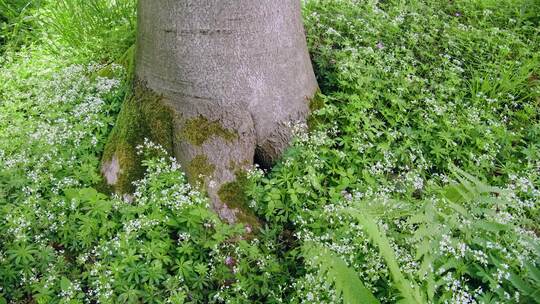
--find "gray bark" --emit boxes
[135,0,318,223]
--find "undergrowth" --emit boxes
[0,0,539,303]
[0,0,42,51]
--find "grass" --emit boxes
[0,0,41,51]
[0,0,539,303]
[41,0,136,61]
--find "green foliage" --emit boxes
[0,67,286,300]
[249,0,539,302]
[0,48,291,303]
[346,211,424,304]
[41,0,136,61]
[1,0,539,303]
[1,0,136,61]
[0,0,42,50]
[303,242,380,304]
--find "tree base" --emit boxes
[100,81,174,196]
[100,81,260,228]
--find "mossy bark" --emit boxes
[217,171,260,229]
[100,81,174,196]
[180,116,238,146]
[171,103,259,225]
[186,154,216,186]
[307,90,325,131]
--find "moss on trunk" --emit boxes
[217,170,260,229]
[186,154,216,187]
[179,115,238,146]
[307,90,325,130]
[100,81,174,195]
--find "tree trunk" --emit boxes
[102,0,318,224]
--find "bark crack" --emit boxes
[179,29,233,36]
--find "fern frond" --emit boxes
[303,242,380,304]
[346,210,426,304]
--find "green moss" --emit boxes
[218,172,249,209]
[100,81,174,194]
[309,90,324,112]
[187,154,216,186]
[307,90,326,131]
[180,115,237,146]
[218,171,260,228]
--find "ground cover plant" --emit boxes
[0,0,539,303]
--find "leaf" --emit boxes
[347,208,426,304]
[362,170,377,186]
[472,221,509,232]
[508,272,536,298]
[63,187,105,203]
[303,242,380,304]
[308,168,323,191]
[525,262,540,283]
[446,201,469,217]
[415,240,430,260]
[60,276,71,291]
[442,184,466,203]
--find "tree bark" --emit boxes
[103,0,318,224]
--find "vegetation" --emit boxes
[0,0,41,51]
[0,0,538,303]
[100,82,175,195]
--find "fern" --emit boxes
[345,210,426,304]
[303,242,380,304]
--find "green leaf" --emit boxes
[303,242,380,304]
[525,262,540,284]
[60,276,71,291]
[472,221,509,232]
[508,272,536,298]
[347,208,426,304]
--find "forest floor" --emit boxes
[1,0,539,303]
